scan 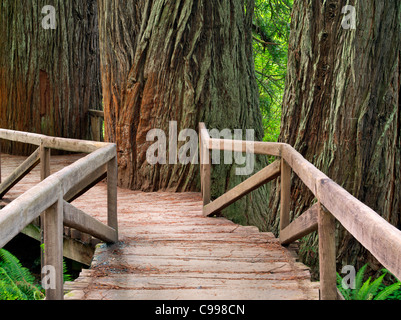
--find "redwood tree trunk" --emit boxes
[269,0,401,273]
[98,0,271,226]
[0,0,102,155]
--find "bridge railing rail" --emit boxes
[0,129,118,300]
[199,123,401,300]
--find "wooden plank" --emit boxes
[0,128,110,153]
[89,109,105,119]
[40,145,51,180]
[0,129,43,146]
[280,203,319,245]
[53,144,116,196]
[318,178,401,281]
[0,141,2,184]
[0,144,116,249]
[208,138,283,157]
[318,202,337,300]
[107,156,118,236]
[280,158,291,232]
[21,223,95,266]
[0,176,60,248]
[63,201,118,243]
[201,141,211,206]
[42,194,64,300]
[282,144,329,196]
[199,123,211,206]
[203,160,280,217]
[64,164,107,202]
[0,147,40,198]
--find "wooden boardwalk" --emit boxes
[1,154,319,300]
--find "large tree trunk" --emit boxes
[98,0,271,226]
[0,0,102,155]
[269,0,401,274]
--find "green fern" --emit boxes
[0,249,44,300]
[337,264,401,300]
[374,282,401,300]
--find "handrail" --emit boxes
[199,123,401,300]
[0,129,118,300]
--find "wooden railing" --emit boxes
[89,109,105,142]
[199,123,401,300]
[0,129,118,300]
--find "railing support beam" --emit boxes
[318,202,337,300]
[42,193,64,300]
[107,155,118,237]
[280,158,291,232]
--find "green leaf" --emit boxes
[356,277,371,300]
[352,264,368,300]
[374,282,401,301]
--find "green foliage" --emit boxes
[337,264,401,300]
[253,0,293,142]
[0,247,74,300]
[0,249,44,300]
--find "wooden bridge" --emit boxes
[1,124,401,300]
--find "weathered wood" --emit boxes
[318,203,337,300]
[0,129,109,153]
[53,144,116,196]
[42,193,64,300]
[63,201,117,243]
[199,123,211,206]
[64,164,107,203]
[40,145,51,180]
[280,203,319,245]
[282,144,329,196]
[40,144,51,271]
[201,143,211,206]
[89,110,104,142]
[21,223,95,266]
[280,158,291,232]
[203,161,281,217]
[208,138,283,157]
[318,178,401,281]
[89,109,105,119]
[64,190,318,300]
[107,156,118,236]
[0,175,60,248]
[0,147,40,198]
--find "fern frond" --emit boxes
[356,277,371,300]
[0,249,44,300]
[365,273,386,300]
[352,263,368,300]
[374,282,401,301]
[0,249,35,285]
[0,267,28,300]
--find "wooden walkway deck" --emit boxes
[1,154,319,300]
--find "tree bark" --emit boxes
[0,0,102,155]
[98,0,270,226]
[269,0,401,273]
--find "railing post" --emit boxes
[0,139,2,184]
[107,155,118,240]
[318,202,337,300]
[40,143,51,180]
[200,132,211,207]
[280,157,291,233]
[40,144,51,268]
[42,192,64,300]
